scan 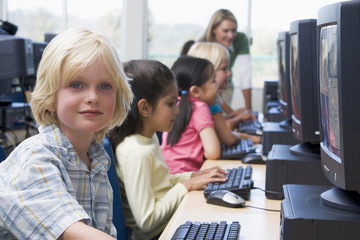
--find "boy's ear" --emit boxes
[189,85,201,98]
[138,99,152,117]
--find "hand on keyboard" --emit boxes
[204,166,254,200]
[182,167,228,191]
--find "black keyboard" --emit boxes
[221,138,256,159]
[171,221,241,240]
[204,166,254,200]
[238,119,263,136]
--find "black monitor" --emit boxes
[32,41,48,73]
[289,19,320,157]
[317,1,360,212]
[278,31,292,121]
[0,35,34,80]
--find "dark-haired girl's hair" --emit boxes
[108,59,176,151]
[166,55,214,146]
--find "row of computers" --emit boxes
[173,1,360,239]
[263,1,360,240]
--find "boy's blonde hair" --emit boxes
[31,27,133,141]
[200,9,238,43]
[187,42,229,69]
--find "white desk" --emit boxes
[159,160,281,240]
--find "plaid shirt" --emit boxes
[0,124,116,239]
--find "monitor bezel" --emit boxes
[317,1,360,190]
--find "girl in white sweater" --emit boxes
[108,59,227,240]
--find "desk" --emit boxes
[159,160,281,240]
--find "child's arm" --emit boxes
[225,112,257,130]
[199,127,221,159]
[212,112,241,146]
[181,167,227,191]
[60,221,115,240]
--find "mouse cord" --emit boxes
[242,204,281,212]
[243,186,281,213]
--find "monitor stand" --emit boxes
[261,120,301,155]
[290,141,321,158]
[281,184,360,240]
[267,106,282,122]
[265,144,331,200]
[321,187,360,212]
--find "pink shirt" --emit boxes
[161,98,214,174]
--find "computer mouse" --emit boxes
[206,190,245,208]
[242,153,266,164]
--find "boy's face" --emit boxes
[49,58,116,141]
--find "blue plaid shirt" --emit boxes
[0,124,116,239]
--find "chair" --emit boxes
[103,136,128,240]
[0,145,6,162]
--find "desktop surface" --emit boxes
[160,160,281,240]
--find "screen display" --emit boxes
[278,40,287,103]
[289,33,301,120]
[319,25,341,161]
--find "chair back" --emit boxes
[0,145,6,162]
[103,136,128,240]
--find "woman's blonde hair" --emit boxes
[31,27,133,141]
[187,42,229,69]
[200,9,237,43]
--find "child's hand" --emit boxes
[191,166,227,178]
[181,167,228,191]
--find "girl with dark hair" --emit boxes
[108,59,226,240]
[161,56,221,174]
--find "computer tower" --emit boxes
[262,80,279,119]
[267,106,282,122]
[265,144,331,200]
[261,122,300,155]
[281,184,360,240]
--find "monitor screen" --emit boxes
[278,31,292,120]
[289,33,301,122]
[319,25,341,160]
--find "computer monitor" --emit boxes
[318,1,360,212]
[32,41,48,73]
[289,19,320,158]
[0,35,34,80]
[277,31,292,121]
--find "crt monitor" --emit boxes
[318,1,360,211]
[289,19,320,157]
[277,31,293,121]
[0,35,34,80]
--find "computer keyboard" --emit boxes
[221,138,256,159]
[171,221,241,240]
[238,119,263,136]
[204,166,254,200]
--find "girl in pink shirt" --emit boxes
[161,56,221,174]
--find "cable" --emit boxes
[243,186,282,212]
[243,204,281,213]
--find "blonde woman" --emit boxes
[200,9,252,110]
